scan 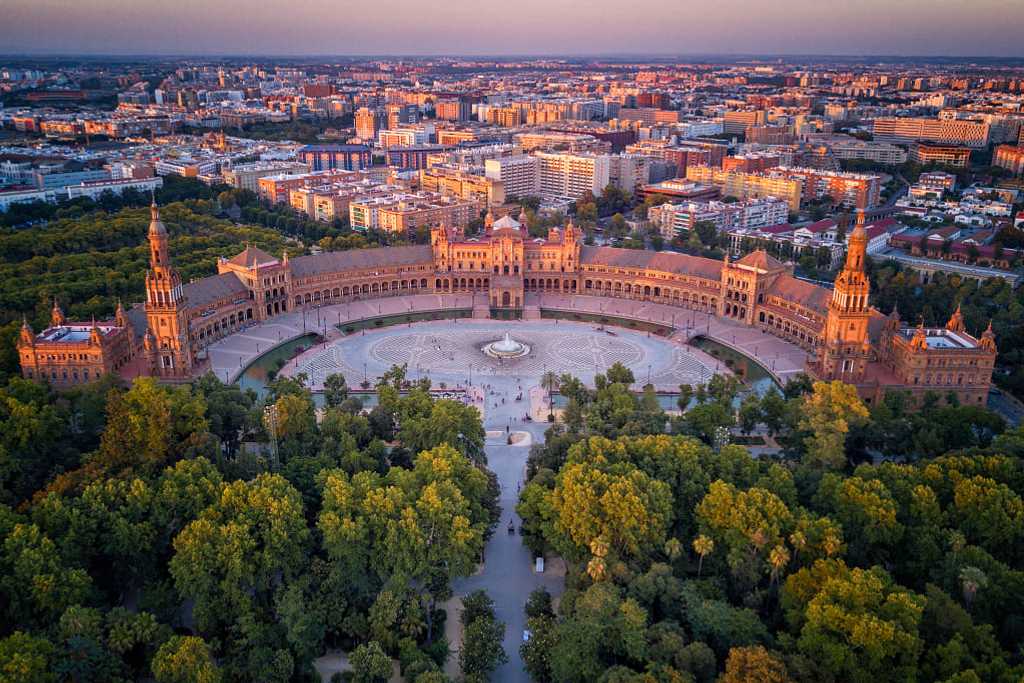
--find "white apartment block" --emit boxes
[829,139,908,165]
[223,161,309,193]
[535,151,611,200]
[608,154,651,194]
[674,119,725,138]
[64,176,163,201]
[650,197,789,239]
[485,155,541,199]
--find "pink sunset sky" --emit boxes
[3,0,1022,56]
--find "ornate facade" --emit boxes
[20,203,997,407]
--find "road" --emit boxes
[451,374,564,682]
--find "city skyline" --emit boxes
[4,0,1024,58]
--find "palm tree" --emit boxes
[768,545,791,586]
[959,566,988,611]
[541,370,558,421]
[822,531,842,558]
[788,530,807,564]
[693,535,714,577]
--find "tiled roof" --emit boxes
[227,245,278,268]
[736,250,784,271]
[802,219,837,234]
[766,274,831,314]
[183,273,250,309]
[290,245,434,278]
[580,246,724,280]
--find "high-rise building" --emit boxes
[723,110,766,135]
[535,151,612,200]
[355,107,385,141]
[485,156,541,199]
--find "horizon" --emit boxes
[4,0,1024,59]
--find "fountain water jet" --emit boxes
[481,331,530,359]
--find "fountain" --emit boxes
[482,331,530,359]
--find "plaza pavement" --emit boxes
[533,293,809,385]
[204,293,475,384]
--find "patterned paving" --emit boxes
[294,321,717,389]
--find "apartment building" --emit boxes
[349,192,480,233]
[419,166,506,206]
[909,143,972,168]
[485,155,541,199]
[827,138,908,165]
[223,161,309,193]
[608,154,651,193]
[994,145,1024,175]
[872,117,990,148]
[649,197,789,239]
[723,110,766,135]
[685,166,804,211]
[769,167,882,209]
[535,151,612,200]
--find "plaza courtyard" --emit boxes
[290,319,722,392]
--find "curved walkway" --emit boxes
[205,291,811,389]
[205,294,475,384]
[533,293,810,385]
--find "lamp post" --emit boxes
[263,404,279,471]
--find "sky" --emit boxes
[2,0,1023,58]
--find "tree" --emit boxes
[782,560,925,683]
[350,641,392,683]
[548,458,673,564]
[720,646,792,683]
[738,394,763,435]
[0,631,56,683]
[323,373,349,408]
[460,610,508,680]
[605,362,635,386]
[693,534,714,577]
[169,474,309,631]
[798,381,870,469]
[0,523,91,628]
[152,636,221,683]
[398,396,486,463]
[677,384,694,412]
[958,566,988,611]
[318,444,495,643]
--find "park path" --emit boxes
[450,377,565,682]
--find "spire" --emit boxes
[843,222,868,273]
[946,302,965,333]
[910,319,928,351]
[51,298,65,327]
[518,206,528,227]
[89,317,103,345]
[889,302,899,319]
[19,315,34,346]
[980,320,997,352]
[149,199,167,238]
[115,299,127,327]
[281,250,289,266]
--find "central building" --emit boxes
[19,203,997,408]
